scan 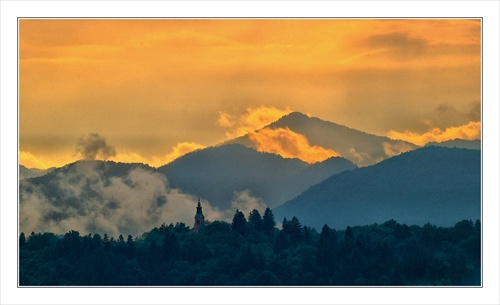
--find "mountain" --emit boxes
[273,146,480,230]
[19,165,54,180]
[228,112,419,167]
[425,139,480,150]
[19,160,166,236]
[158,143,356,210]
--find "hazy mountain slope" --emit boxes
[158,144,356,210]
[228,112,419,167]
[19,165,54,180]
[19,160,172,236]
[425,139,480,150]
[273,146,480,230]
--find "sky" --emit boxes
[19,18,481,169]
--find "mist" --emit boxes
[19,161,224,237]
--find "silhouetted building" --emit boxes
[191,198,205,233]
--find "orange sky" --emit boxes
[19,19,481,169]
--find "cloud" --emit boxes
[19,162,224,237]
[75,133,116,160]
[227,190,268,219]
[218,105,291,139]
[348,148,371,165]
[387,121,480,146]
[110,142,206,167]
[163,142,206,164]
[20,150,77,170]
[466,101,481,121]
[382,142,415,158]
[248,127,340,164]
[435,102,481,125]
[363,32,428,58]
[217,111,235,128]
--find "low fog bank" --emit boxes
[19,161,231,237]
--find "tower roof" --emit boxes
[195,198,205,218]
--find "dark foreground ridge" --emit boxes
[20,211,480,286]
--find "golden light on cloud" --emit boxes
[20,151,77,170]
[219,106,292,139]
[162,142,206,164]
[19,19,480,168]
[387,121,481,146]
[110,142,206,168]
[248,127,340,164]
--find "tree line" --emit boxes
[19,208,480,286]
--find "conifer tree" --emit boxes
[248,209,263,232]
[231,209,247,235]
[262,208,276,234]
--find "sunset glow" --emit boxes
[387,121,481,146]
[19,19,481,169]
[249,127,341,163]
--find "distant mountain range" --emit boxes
[228,112,419,167]
[425,139,480,150]
[158,143,356,210]
[19,143,356,234]
[18,112,481,235]
[19,165,54,180]
[273,146,481,230]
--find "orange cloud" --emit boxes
[218,106,292,139]
[163,142,206,164]
[20,151,77,169]
[249,127,340,164]
[110,142,205,167]
[387,121,480,146]
[217,111,235,128]
[21,142,205,170]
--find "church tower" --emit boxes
[191,198,205,233]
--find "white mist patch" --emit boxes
[227,190,268,220]
[19,163,223,237]
[382,142,415,158]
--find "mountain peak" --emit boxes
[270,111,314,128]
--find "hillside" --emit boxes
[19,165,54,180]
[273,146,480,230]
[158,143,356,210]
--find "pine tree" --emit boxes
[19,232,26,248]
[248,209,263,232]
[262,208,276,234]
[231,209,247,235]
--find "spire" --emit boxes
[196,198,203,215]
[192,197,205,233]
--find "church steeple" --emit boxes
[191,198,205,232]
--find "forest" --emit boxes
[19,208,481,286]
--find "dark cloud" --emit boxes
[466,101,481,121]
[436,101,481,122]
[436,103,455,115]
[363,32,428,57]
[75,133,116,160]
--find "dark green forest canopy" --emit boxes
[19,211,480,286]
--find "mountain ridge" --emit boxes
[273,146,480,230]
[158,143,356,210]
[227,111,419,167]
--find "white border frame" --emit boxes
[2,1,499,304]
